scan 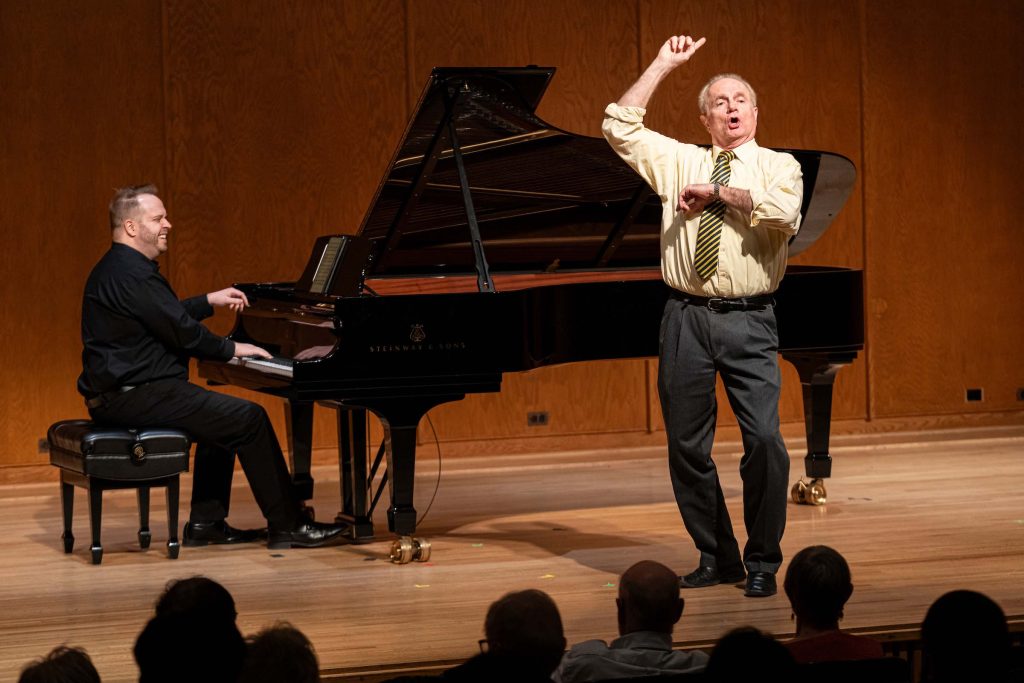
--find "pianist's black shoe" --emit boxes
[679,564,746,589]
[267,519,347,549]
[183,520,266,546]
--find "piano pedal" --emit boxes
[389,536,431,564]
[791,478,828,506]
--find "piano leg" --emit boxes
[335,407,374,540]
[284,400,315,503]
[381,416,419,536]
[783,352,857,505]
[357,395,463,538]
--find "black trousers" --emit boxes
[658,298,789,574]
[88,378,299,529]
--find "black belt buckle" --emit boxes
[706,297,733,313]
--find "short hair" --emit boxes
[18,646,100,683]
[135,613,245,683]
[155,576,236,623]
[108,184,158,231]
[484,589,565,676]
[618,560,682,633]
[921,590,1010,681]
[783,545,854,629]
[698,73,758,115]
[705,627,796,680]
[240,622,319,683]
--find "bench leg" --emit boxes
[166,476,180,560]
[137,486,151,549]
[87,485,102,565]
[60,475,74,553]
[87,482,103,565]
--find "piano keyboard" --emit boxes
[228,356,295,378]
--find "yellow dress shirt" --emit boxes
[602,103,803,298]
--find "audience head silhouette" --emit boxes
[617,560,685,635]
[484,589,566,678]
[239,622,320,683]
[705,627,796,680]
[136,578,245,683]
[921,589,1010,682]
[155,575,237,623]
[18,646,100,683]
[783,545,853,631]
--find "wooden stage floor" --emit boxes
[1,425,1022,682]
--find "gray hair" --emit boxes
[108,184,158,231]
[698,73,758,115]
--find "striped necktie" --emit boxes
[693,150,735,280]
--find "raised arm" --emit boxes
[618,35,706,108]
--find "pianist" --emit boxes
[78,185,346,549]
[603,36,803,598]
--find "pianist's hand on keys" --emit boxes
[233,342,272,359]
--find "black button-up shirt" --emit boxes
[77,243,234,398]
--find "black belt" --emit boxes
[85,385,137,410]
[670,290,775,312]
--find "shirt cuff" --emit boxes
[184,294,215,320]
[604,102,647,123]
[747,185,766,227]
[219,338,236,362]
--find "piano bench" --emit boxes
[46,420,191,565]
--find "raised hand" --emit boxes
[207,287,250,312]
[656,35,706,68]
[616,34,707,108]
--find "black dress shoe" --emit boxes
[267,520,348,549]
[183,520,266,547]
[679,565,746,588]
[744,571,777,597]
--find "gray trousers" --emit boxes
[658,297,789,574]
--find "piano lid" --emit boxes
[357,67,855,278]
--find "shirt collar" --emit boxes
[110,242,160,271]
[610,631,674,651]
[712,138,758,165]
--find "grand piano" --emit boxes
[198,67,862,562]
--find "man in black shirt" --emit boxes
[79,184,345,549]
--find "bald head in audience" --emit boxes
[617,560,685,635]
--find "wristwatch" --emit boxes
[712,182,720,200]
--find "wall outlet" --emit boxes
[965,388,983,402]
[527,411,550,427]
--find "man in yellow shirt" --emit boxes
[603,35,803,598]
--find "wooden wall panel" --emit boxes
[162,0,409,447]
[1,0,1021,478]
[407,0,651,442]
[407,0,640,135]
[863,0,1024,417]
[0,0,165,465]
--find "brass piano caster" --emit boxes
[791,478,827,506]
[389,536,432,564]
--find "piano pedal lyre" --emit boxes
[389,536,432,564]
[791,478,828,506]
